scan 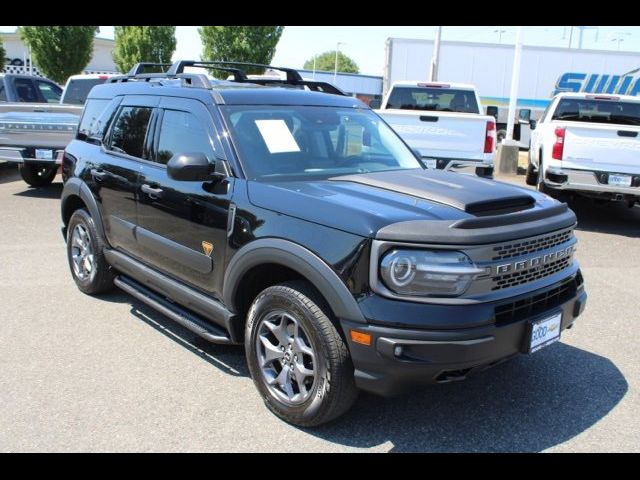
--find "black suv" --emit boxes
[61,61,587,427]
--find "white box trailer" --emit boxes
[384,37,640,148]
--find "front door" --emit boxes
[136,97,234,299]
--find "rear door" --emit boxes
[136,97,233,298]
[89,95,159,255]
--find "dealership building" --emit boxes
[1,31,118,78]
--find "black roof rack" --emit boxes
[105,60,347,96]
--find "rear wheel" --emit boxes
[66,209,115,295]
[245,280,358,427]
[19,163,57,187]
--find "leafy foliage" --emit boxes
[303,51,359,74]
[199,26,284,78]
[18,26,98,84]
[0,37,6,72]
[113,26,176,74]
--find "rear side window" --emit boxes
[36,80,62,103]
[63,78,107,105]
[387,87,479,113]
[155,110,214,164]
[14,78,39,102]
[77,99,111,141]
[108,106,153,158]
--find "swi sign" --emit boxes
[553,71,640,96]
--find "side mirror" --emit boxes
[369,99,382,109]
[529,120,537,130]
[518,108,531,124]
[486,105,498,120]
[167,152,226,181]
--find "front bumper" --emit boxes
[0,146,62,164]
[342,273,586,396]
[544,167,640,199]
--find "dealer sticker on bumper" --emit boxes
[424,158,438,169]
[35,149,53,160]
[608,174,632,187]
[528,312,562,353]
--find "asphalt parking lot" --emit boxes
[0,163,638,452]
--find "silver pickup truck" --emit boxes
[0,73,112,186]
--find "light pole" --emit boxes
[494,28,507,44]
[312,54,317,79]
[610,32,630,51]
[334,42,344,84]
[430,26,442,82]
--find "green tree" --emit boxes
[0,37,5,73]
[18,26,98,84]
[304,51,359,74]
[199,26,284,78]
[113,26,176,74]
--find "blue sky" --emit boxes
[3,26,640,76]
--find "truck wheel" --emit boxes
[66,209,114,295]
[525,151,538,186]
[245,280,358,427]
[18,164,57,187]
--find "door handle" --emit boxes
[141,183,164,199]
[90,168,106,181]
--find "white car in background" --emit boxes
[527,92,640,206]
[371,81,496,177]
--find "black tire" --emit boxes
[525,152,538,186]
[245,280,358,427]
[19,163,57,187]
[66,209,115,295]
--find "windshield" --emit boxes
[63,78,107,105]
[386,87,479,113]
[221,105,422,181]
[552,98,640,126]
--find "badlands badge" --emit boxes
[202,241,214,257]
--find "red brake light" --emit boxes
[99,75,108,80]
[417,83,450,88]
[585,95,619,101]
[484,120,495,153]
[552,127,565,160]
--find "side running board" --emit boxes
[114,276,235,344]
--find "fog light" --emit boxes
[394,345,403,357]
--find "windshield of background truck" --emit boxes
[222,105,422,181]
[63,78,108,105]
[552,98,640,126]
[386,87,480,113]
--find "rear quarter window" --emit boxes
[77,99,111,142]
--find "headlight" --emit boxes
[379,249,483,297]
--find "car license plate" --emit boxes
[424,158,438,169]
[35,149,53,160]
[608,174,632,187]
[528,312,562,353]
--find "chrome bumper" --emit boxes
[544,167,640,196]
[0,147,62,164]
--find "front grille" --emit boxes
[492,229,573,261]
[494,275,578,326]
[492,257,571,290]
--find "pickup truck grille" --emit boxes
[491,228,573,261]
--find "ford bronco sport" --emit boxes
[60,61,587,427]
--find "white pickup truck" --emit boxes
[372,81,496,177]
[527,92,640,206]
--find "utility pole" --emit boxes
[568,26,574,48]
[429,26,442,81]
[506,26,523,144]
[312,54,316,80]
[334,42,344,84]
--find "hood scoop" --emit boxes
[330,169,535,216]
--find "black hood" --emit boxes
[247,169,570,241]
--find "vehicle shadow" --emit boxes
[308,343,627,452]
[0,163,20,184]
[13,181,63,199]
[569,196,640,238]
[98,289,248,377]
[95,291,627,452]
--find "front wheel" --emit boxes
[245,281,358,427]
[18,163,57,187]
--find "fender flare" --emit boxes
[223,238,366,323]
[61,178,108,244]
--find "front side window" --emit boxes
[386,87,479,113]
[108,106,153,158]
[36,80,62,103]
[155,110,215,165]
[221,105,422,181]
